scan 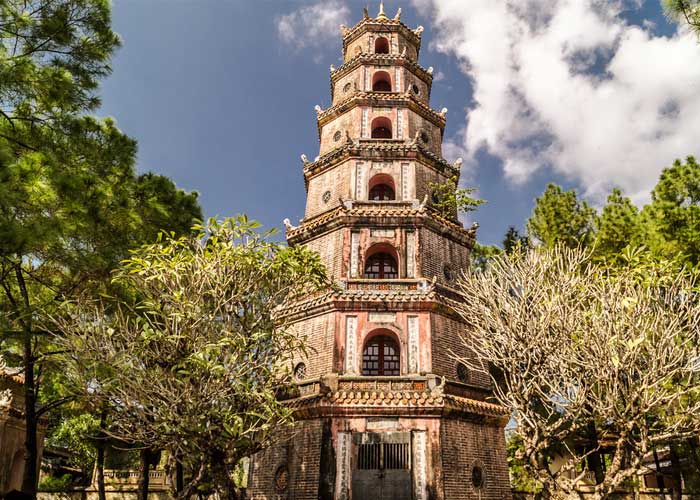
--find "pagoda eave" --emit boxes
[317,92,446,131]
[303,142,459,183]
[342,18,422,53]
[286,205,475,247]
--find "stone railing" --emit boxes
[342,278,430,292]
[94,469,169,490]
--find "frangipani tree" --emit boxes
[53,217,328,500]
[456,246,700,500]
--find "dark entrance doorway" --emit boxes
[351,432,412,500]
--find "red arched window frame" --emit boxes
[369,183,395,200]
[371,117,392,139]
[364,252,398,279]
[374,37,390,54]
[362,335,400,376]
[372,71,392,92]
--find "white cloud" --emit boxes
[276,1,350,52]
[413,0,700,204]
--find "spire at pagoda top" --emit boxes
[376,2,388,20]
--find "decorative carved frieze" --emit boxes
[370,228,395,238]
[368,312,396,323]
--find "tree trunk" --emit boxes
[176,461,184,494]
[669,443,682,500]
[211,450,239,500]
[653,448,666,492]
[137,448,152,500]
[585,421,605,485]
[17,265,38,498]
[96,409,108,500]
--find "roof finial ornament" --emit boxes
[427,66,434,75]
[300,154,309,163]
[454,157,463,169]
[363,6,370,19]
[440,107,448,116]
[377,1,388,20]
[314,104,323,114]
[394,8,402,20]
[330,64,336,72]
[415,25,424,35]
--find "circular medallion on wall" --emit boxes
[471,462,485,490]
[420,130,430,144]
[334,130,342,142]
[274,465,289,492]
[411,83,420,95]
[343,82,353,93]
[293,362,307,381]
[322,190,331,204]
[443,263,454,282]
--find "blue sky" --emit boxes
[99,0,699,245]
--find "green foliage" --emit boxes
[48,414,100,472]
[641,156,700,267]
[470,243,502,273]
[506,432,542,494]
[527,183,597,248]
[663,0,700,35]
[55,217,329,499]
[0,2,202,492]
[594,189,641,261]
[429,175,485,218]
[502,226,529,255]
[38,474,73,493]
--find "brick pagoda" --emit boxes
[248,4,511,499]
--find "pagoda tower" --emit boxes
[248,5,511,500]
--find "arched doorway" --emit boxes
[368,173,395,201]
[371,117,392,139]
[374,37,390,54]
[372,71,392,92]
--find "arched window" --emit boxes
[368,173,396,201]
[371,117,392,139]
[365,252,398,279]
[369,184,394,200]
[375,37,390,54]
[372,71,392,92]
[362,335,400,375]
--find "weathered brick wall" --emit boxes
[301,230,344,280]
[289,313,336,380]
[430,313,490,388]
[415,164,448,204]
[417,227,470,285]
[305,161,353,218]
[333,71,361,105]
[407,110,442,156]
[319,108,361,156]
[439,419,512,500]
[248,419,323,500]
